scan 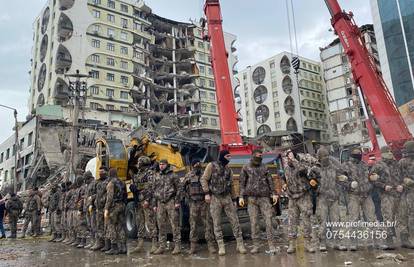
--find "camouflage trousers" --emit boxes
[397,191,414,237]
[22,210,40,235]
[87,210,96,239]
[157,199,181,246]
[316,196,341,242]
[68,210,76,234]
[96,209,107,240]
[135,202,157,239]
[189,200,215,243]
[288,194,312,239]
[210,194,242,241]
[348,194,377,245]
[76,212,88,239]
[8,211,19,235]
[106,202,127,243]
[380,194,400,238]
[61,211,68,232]
[50,211,62,235]
[34,211,42,234]
[247,196,274,243]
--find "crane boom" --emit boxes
[324,0,413,158]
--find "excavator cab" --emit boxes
[95,138,128,180]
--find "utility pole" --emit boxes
[65,70,89,181]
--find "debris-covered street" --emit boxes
[1,237,414,267]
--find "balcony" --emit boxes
[282,75,293,94]
[280,55,291,75]
[41,7,50,34]
[59,0,75,11]
[286,118,298,132]
[284,96,295,116]
[54,78,71,104]
[55,45,72,74]
[57,13,73,42]
[40,35,48,62]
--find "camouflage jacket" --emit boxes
[181,169,205,202]
[371,159,402,197]
[48,190,60,212]
[6,196,23,215]
[239,162,275,198]
[59,191,67,212]
[133,168,154,202]
[342,159,372,197]
[313,157,344,201]
[95,177,110,210]
[149,167,180,205]
[398,156,414,192]
[85,180,97,210]
[76,184,88,212]
[201,162,233,197]
[284,160,310,199]
[105,177,126,210]
[26,193,41,212]
[67,188,78,210]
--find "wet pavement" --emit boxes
[1,236,414,267]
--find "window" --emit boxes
[106,88,114,97]
[270,61,275,69]
[106,104,115,110]
[90,102,99,110]
[120,31,128,41]
[92,10,100,18]
[6,148,10,160]
[91,39,100,48]
[120,4,128,13]
[209,80,215,88]
[121,106,128,112]
[106,73,115,81]
[107,0,115,9]
[198,53,205,62]
[276,122,281,129]
[107,42,115,51]
[120,61,128,70]
[92,0,101,4]
[107,28,115,38]
[209,92,216,100]
[199,78,206,87]
[210,105,216,113]
[199,65,205,74]
[93,24,100,33]
[272,91,278,98]
[0,152,3,163]
[121,18,128,28]
[28,132,33,146]
[120,91,129,99]
[120,46,128,55]
[198,41,204,48]
[90,86,99,95]
[211,118,217,126]
[202,117,209,125]
[107,57,115,66]
[120,75,128,84]
[91,54,100,63]
[200,90,207,98]
[107,14,115,23]
[20,138,25,148]
[90,70,99,79]
[208,67,213,75]
[201,104,207,111]
[271,81,277,89]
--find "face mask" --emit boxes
[219,151,230,166]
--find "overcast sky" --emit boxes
[0,0,372,141]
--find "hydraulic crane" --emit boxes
[204,0,412,159]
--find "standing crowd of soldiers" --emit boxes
[1,140,414,256]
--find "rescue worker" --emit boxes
[63,183,76,244]
[181,159,216,254]
[57,181,70,243]
[342,147,377,251]
[69,176,84,247]
[104,168,127,255]
[76,172,93,248]
[284,150,315,253]
[314,147,347,251]
[48,184,61,242]
[370,146,401,250]
[5,193,23,238]
[397,141,414,249]
[91,167,110,251]
[149,159,182,255]
[85,171,97,249]
[239,149,278,254]
[34,188,43,236]
[129,156,158,254]
[201,150,247,256]
[21,188,42,238]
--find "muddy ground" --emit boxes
[1,236,414,267]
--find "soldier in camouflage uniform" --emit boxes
[314,147,347,251]
[58,182,70,243]
[85,171,97,249]
[370,146,402,250]
[68,176,84,247]
[75,172,93,248]
[342,147,377,251]
[397,141,414,249]
[91,167,111,252]
[63,183,75,244]
[284,150,315,253]
[181,160,216,254]
[129,156,158,254]
[104,168,127,255]
[149,159,182,255]
[201,150,247,256]
[21,188,42,238]
[239,149,278,254]
[5,193,23,238]
[48,184,61,242]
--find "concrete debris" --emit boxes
[376,253,406,263]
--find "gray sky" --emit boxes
[0,0,372,141]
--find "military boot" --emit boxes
[129,238,144,254]
[335,244,347,251]
[71,237,81,247]
[236,238,247,254]
[48,233,57,242]
[77,238,86,248]
[287,239,296,254]
[207,241,217,254]
[379,236,395,250]
[101,239,111,252]
[55,232,64,242]
[250,240,260,254]
[105,243,119,255]
[91,238,104,251]
[153,244,166,255]
[217,239,226,256]
[150,238,158,254]
[401,234,414,249]
[172,242,181,255]
[305,238,315,253]
[119,242,127,255]
[268,240,277,254]
[189,242,197,254]
[84,238,93,249]
[62,233,71,244]
[319,240,327,252]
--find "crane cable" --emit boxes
[285,0,300,73]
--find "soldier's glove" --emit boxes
[351,181,359,189]
[403,177,414,186]
[369,173,379,182]
[271,195,279,206]
[142,201,149,209]
[238,197,245,207]
[204,194,211,204]
[337,175,348,182]
[104,209,109,219]
[384,185,393,192]
[396,185,404,193]
[88,206,93,214]
[309,179,318,188]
